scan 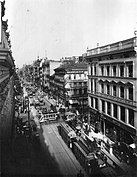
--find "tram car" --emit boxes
[72,137,99,175]
[58,122,77,147]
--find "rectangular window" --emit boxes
[95,98,98,109]
[107,84,110,95]
[84,88,87,94]
[101,66,104,76]
[94,65,96,75]
[74,89,77,95]
[91,97,93,107]
[79,82,82,86]
[120,86,124,98]
[129,87,133,100]
[102,100,105,112]
[94,80,96,92]
[128,64,133,77]
[113,104,117,118]
[91,64,93,75]
[79,88,82,95]
[121,106,125,122]
[113,85,116,96]
[91,79,93,91]
[101,83,104,93]
[129,109,134,126]
[107,66,109,76]
[113,65,116,76]
[120,65,124,77]
[107,102,111,115]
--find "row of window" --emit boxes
[90,79,133,101]
[90,62,133,77]
[90,97,134,126]
[72,82,87,87]
[68,73,87,80]
[73,88,87,95]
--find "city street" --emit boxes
[39,123,87,177]
[30,106,87,176]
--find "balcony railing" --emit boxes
[88,90,136,107]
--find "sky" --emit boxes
[4,0,137,68]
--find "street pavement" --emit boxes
[40,123,87,177]
[31,105,87,177]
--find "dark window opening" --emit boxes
[121,106,125,122]
[129,109,134,126]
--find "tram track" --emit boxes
[42,123,87,176]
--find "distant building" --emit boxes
[86,36,137,145]
[41,58,62,92]
[54,62,88,113]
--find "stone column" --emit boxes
[92,65,95,76]
[105,101,107,114]
[93,98,95,109]
[125,108,129,124]
[111,103,114,117]
[93,79,95,92]
[118,105,121,121]
[116,64,119,77]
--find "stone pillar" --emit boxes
[105,101,107,114]
[110,65,112,76]
[124,63,126,77]
[93,79,95,92]
[110,85,112,96]
[92,65,95,76]
[118,105,121,121]
[125,86,129,100]
[116,64,119,77]
[89,79,91,91]
[125,108,129,124]
[117,86,120,97]
[104,66,107,76]
[88,64,91,75]
[104,83,107,94]
[93,98,95,109]
[126,63,128,77]
[111,103,114,117]
[98,99,102,112]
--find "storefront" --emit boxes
[102,115,135,145]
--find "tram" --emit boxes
[72,137,98,175]
[39,112,59,123]
[58,122,76,147]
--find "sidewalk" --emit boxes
[82,128,134,175]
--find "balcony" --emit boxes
[88,90,136,107]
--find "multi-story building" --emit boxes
[41,59,61,92]
[32,57,42,87]
[86,36,137,145]
[54,62,88,113]
[0,1,15,146]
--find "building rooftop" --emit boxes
[86,37,137,58]
[55,62,87,72]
